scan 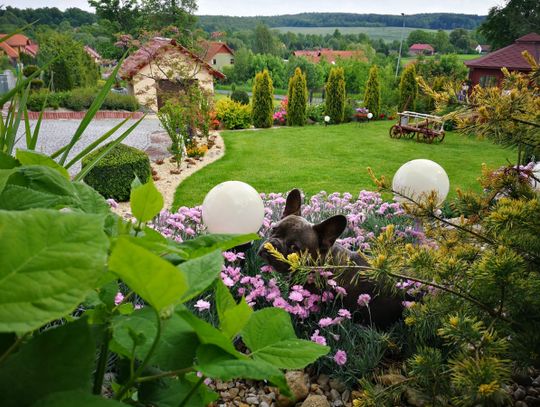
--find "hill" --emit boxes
[197,12,485,32]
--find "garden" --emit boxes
[1,16,540,407]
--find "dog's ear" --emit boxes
[313,215,347,251]
[282,189,302,218]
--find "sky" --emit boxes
[2,0,504,16]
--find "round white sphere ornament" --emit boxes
[367,112,373,119]
[202,181,265,234]
[392,159,450,205]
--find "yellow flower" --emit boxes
[449,316,459,327]
[405,316,416,326]
[287,252,300,268]
[478,381,499,396]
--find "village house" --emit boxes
[84,46,103,65]
[0,33,38,61]
[119,37,225,111]
[200,41,235,71]
[475,44,492,54]
[408,43,435,56]
[292,48,366,64]
[465,32,540,88]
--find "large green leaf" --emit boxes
[180,250,223,302]
[0,318,96,407]
[0,152,20,169]
[32,390,125,407]
[0,209,108,332]
[130,179,164,223]
[16,149,69,180]
[109,237,188,311]
[241,308,329,369]
[215,281,253,339]
[110,308,158,360]
[196,344,289,396]
[139,374,218,407]
[177,234,259,260]
[177,310,242,358]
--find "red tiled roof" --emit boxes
[24,43,38,57]
[120,37,225,80]
[84,45,102,60]
[409,44,434,51]
[0,41,18,58]
[0,33,31,47]
[465,32,540,70]
[292,48,365,63]
[201,41,234,61]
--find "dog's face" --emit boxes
[258,189,347,273]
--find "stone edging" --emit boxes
[25,111,145,120]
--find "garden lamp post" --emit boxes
[367,112,373,120]
[392,159,449,206]
[202,181,265,234]
[324,115,331,127]
[395,13,406,79]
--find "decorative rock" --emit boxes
[525,396,540,407]
[515,402,528,407]
[216,381,228,391]
[332,401,343,407]
[528,388,539,397]
[405,388,427,407]
[300,395,330,407]
[246,396,260,404]
[239,403,250,407]
[317,374,330,389]
[310,384,319,392]
[329,389,341,402]
[533,378,540,387]
[341,390,350,402]
[513,373,533,387]
[379,374,407,386]
[515,388,527,400]
[329,379,346,393]
[260,402,270,407]
[229,388,240,398]
[286,371,309,401]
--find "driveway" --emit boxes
[15,116,164,175]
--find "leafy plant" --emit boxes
[399,63,418,111]
[287,67,308,126]
[215,98,252,130]
[252,69,274,128]
[364,65,381,118]
[325,67,346,124]
[157,101,187,169]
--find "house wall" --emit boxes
[467,67,531,88]
[210,51,234,71]
[129,50,215,111]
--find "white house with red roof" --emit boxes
[409,43,435,56]
[0,34,38,61]
[119,37,225,111]
[200,41,235,72]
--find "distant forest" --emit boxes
[197,13,486,32]
[0,7,485,34]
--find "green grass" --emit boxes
[173,121,514,208]
[273,26,451,42]
[401,53,480,65]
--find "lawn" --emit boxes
[400,53,480,65]
[173,121,514,208]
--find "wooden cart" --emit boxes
[389,111,445,143]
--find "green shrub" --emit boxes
[230,89,250,105]
[102,92,139,111]
[215,98,252,129]
[30,79,44,90]
[325,67,346,124]
[27,91,49,111]
[64,88,95,111]
[364,65,381,117]
[252,70,274,128]
[399,64,418,111]
[82,142,151,201]
[287,67,308,126]
[22,65,38,78]
[307,103,325,123]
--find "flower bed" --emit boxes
[150,190,427,384]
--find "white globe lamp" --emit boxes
[202,181,265,234]
[367,112,373,119]
[392,159,450,205]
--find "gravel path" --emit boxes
[15,116,163,175]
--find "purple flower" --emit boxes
[402,301,416,308]
[333,350,347,366]
[357,293,371,307]
[289,291,304,302]
[194,300,211,311]
[318,317,334,328]
[338,309,352,319]
[311,329,327,346]
[114,292,124,305]
[106,198,119,209]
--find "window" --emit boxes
[212,59,216,65]
[230,58,234,64]
[479,75,497,88]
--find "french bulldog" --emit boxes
[258,189,405,327]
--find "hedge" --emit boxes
[82,143,151,202]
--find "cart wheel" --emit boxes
[389,125,402,139]
[434,132,445,143]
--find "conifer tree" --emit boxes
[287,67,308,126]
[399,63,418,111]
[252,69,274,128]
[325,67,346,124]
[364,65,381,117]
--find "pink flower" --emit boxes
[310,329,327,346]
[114,292,124,305]
[289,291,304,302]
[402,301,416,308]
[338,309,352,319]
[194,300,211,311]
[106,198,119,209]
[333,350,347,366]
[334,286,347,296]
[318,317,334,328]
[357,294,371,307]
